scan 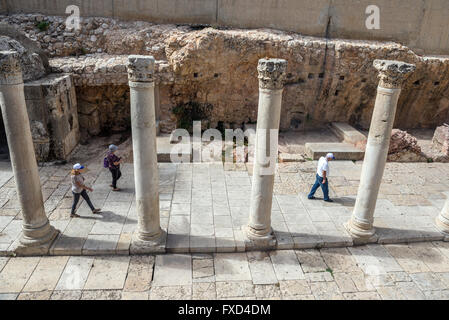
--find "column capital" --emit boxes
[0,51,23,85]
[127,55,155,83]
[373,59,415,89]
[257,58,287,90]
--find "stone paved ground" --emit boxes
[2,242,449,300]
[1,159,449,255]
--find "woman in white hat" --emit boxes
[70,163,100,218]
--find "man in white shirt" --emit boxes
[307,153,335,202]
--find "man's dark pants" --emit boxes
[109,167,122,188]
[308,174,329,201]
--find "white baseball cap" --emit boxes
[326,153,336,160]
[73,163,85,170]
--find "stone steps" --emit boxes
[330,122,367,147]
[305,142,365,160]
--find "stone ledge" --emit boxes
[49,54,174,86]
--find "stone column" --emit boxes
[0,51,58,254]
[345,60,415,242]
[246,58,287,247]
[436,197,449,235]
[127,55,163,253]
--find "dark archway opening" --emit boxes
[0,114,9,161]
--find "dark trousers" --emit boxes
[308,174,330,201]
[71,190,95,214]
[109,168,122,188]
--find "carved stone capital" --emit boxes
[373,59,416,89]
[257,58,287,90]
[0,51,23,85]
[127,55,155,83]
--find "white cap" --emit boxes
[73,163,84,170]
[109,144,118,151]
[326,153,336,160]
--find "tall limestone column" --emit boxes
[345,60,415,242]
[0,51,58,254]
[127,55,163,253]
[246,58,287,247]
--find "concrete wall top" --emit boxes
[3,0,449,55]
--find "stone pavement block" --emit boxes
[149,285,192,300]
[23,256,69,292]
[247,251,278,285]
[293,235,323,249]
[310,281,344,300]
[274,230,294,250]
[55,256,94,291]
[279,280,311,297]
[409,242,449,272]
[295,249,328,273]
[333,272,359,293]
[82,234,120,255]
[190,236,216,253]
[216,281,254,298]
[320,247,360,273]
[153,254,192,286]
[0,257,8,272]
[17,291,52,300]
[0,257,40,293]
[124,255,154,292]
[254,284,281,299]
[121,291,149,300]
[384,244,431,273]
[423,289,449,300]
[214,253,252,282]
[376,285,407,300]
[166,234,190,253]
[84,256,130,290]
[349,245,403,274]
[269,250,305,280]
[319,229,353,248]
[116,232,132,254]
[410,272,448,291]
[0,293,18,300]
[192,282,216,299]
[81,290,122,300]
[193,258,215,282]
[0,216,14,232]
[343,291,381,300]
[305,271,334,282]
[396,281,426,300]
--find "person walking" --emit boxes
[106,144,123,191]
[307,153,335,202]
[70,163,100,218]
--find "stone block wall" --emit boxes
[24,74,80,160]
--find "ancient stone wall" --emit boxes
[2,0,449,55]
[4,14,449,136]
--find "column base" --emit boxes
[130,228,166,254]
[244,225,277,250]
[435,215,449,236]
[344,219,378,244]
[12,223,59,256]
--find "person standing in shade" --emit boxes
[106,144,123,191]
[70,163,101,218]
[308,153,335,202]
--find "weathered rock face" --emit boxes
[387,129,426,162]
[432,124,449,156]
[0,35,46,81]
[4,14,449,136]
[76,85,130,142]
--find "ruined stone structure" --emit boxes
[0,30,79,161]
[1,14,448,153]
